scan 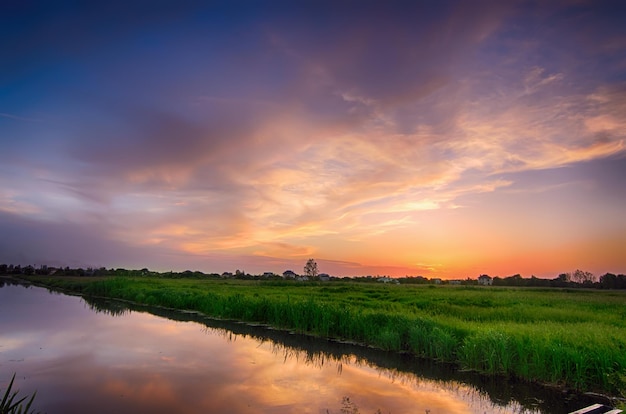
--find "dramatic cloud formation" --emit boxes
[1,1,625,278]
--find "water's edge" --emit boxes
[3,275,621,413]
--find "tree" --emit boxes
[600,273,617,289]
[557,273,571,283]
[304,258,318,278]
[572,269,595,284]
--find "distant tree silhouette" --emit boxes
[304,259,318,279]
[600,273,617,289]
[599,273,626,289]
[571,269,595,284]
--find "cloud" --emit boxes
[0,112,41,122]
[265,1,511,111]
[522,66,564,96]
[0,210,133,268]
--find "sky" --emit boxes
[1,1,625,279]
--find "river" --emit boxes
[0,279,596,413]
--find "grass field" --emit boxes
[24,276,626,397]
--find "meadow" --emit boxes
[25,276,626,398]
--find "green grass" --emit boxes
[1,373,38,414]
[26,276,626,397]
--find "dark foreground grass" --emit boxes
[1,373,38,414]
[26,276,626,397]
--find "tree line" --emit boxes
[489,272,626,289]
[1,263,625,289]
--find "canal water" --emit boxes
[0,279,596,413]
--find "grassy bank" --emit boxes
[24,276,626,397]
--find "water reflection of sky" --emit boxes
[1,283,536,413]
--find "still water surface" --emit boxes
[0,280,592,413]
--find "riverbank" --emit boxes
[20,275,626,402]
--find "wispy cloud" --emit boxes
[0,112,41,122]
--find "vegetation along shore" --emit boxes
[11,269,624,404]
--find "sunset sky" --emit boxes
[1,1,625,278]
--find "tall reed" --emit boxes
[1,373,38,414]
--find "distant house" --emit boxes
[282,270,298,279]
[295,275,309,282]
[319,273,330,282]
[262,272,276,278]
[221,272,234,278]
[431,278,442,285]
[449,279,463,285]
[478,274,493,286]
[377,276,397,284]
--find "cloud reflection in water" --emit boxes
[1,283,546,413]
